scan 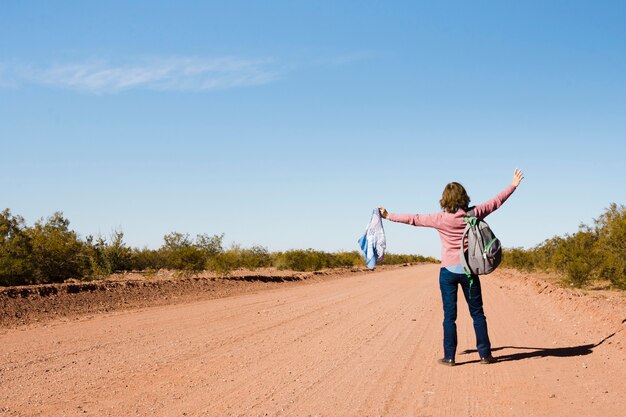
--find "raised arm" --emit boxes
[472,168,524,219]
[379,207,442,228]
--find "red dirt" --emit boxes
[1,264,624,416]
[0,266,381,328]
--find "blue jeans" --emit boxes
[439,267,491,360]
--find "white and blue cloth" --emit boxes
[358,208,386,269]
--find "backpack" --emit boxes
[459,208,502,278]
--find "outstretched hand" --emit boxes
[378,207,389,219]
[512,168,524,187]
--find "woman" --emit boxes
[378,168,524,366]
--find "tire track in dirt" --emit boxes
[281,288,425,416]
[2,285,369,401]
[206,274,427,416]
[162,293,394,414]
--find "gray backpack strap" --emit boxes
[460,207,477,277]
[459,222,472,277]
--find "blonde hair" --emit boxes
[440,182,470,213]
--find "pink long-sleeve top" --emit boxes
[387,184,517,267]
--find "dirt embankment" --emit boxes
[493,268,626,343]
[0,264,414,328]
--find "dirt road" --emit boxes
[1,264,624,417]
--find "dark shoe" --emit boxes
[480,356,498,364]
[438,358,455,366]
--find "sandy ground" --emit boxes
[0,267,377,328]
[1,264,624,417]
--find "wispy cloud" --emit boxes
[313,52,375,67]
[0,64,19,89]
[3,56,279,93]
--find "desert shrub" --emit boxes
[502,204,625,289]
[594,203,626,288]
[206,249,240,275]
[272,249,331,271]
[383,253,438,265]
[503,233,598,287]
[196,233,224,257]
[0,209,34,285]
[160,232,226,273]
[84,229,134,278]
[271,250,436,271]
[501,247,535,272]
[161,232,205,272]
[552,228,599,287]
[27,212,89,283]
[209,246,356,275]
[84,235,113,278]
[103,229,133,272]
[130,247,167,271]
[236,245,272,269]
[329,251,361,268]
[533,236,562,272]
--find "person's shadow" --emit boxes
[457,318,625,365]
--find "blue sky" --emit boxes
[1,1,625,260]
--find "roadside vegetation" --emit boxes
[6,204,622,289]
[502,203,626,289]
[0,209,436,286]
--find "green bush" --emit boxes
[236,245,272,269]
[103,229,133,272]
[502,203,625,289]
[0,209,34,285]
[594,203,626,288]
[206,250,240,275]
[383,253,438,265]
[329,251,362,268]
[85,235,113,278]
[553,228,599,287]
[272,249,329,271]
[207,248,437,275]
[84,229,134,278]
[161,232,206,272]
[130,247,167,271]
[501,247,535,272]
[196,233,224,257]
[27,212,89,283]
[268,249,437,272]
